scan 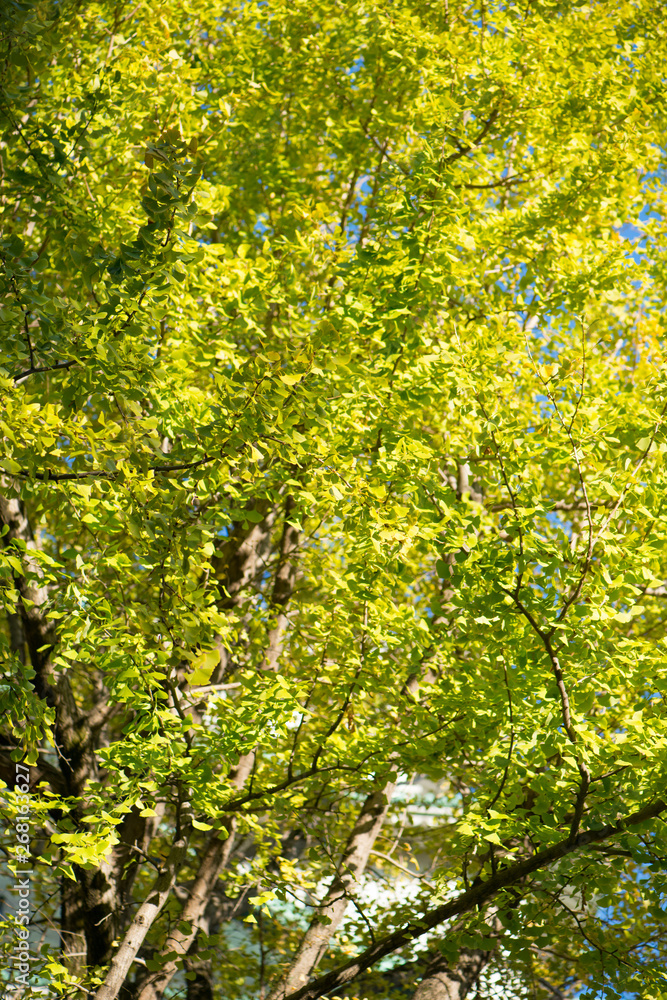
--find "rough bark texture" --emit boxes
[268,783,395,1000]
[412,949,492,1000]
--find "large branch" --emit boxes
[286,797,667,1000]
[16,455,216,482]
[1,491,132,967]
[268,782,395,1000]
[135,755,255,1000]
[0,744,66,794]
[94,807,194,1000]
[410,910,501,999]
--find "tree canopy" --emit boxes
[2,1,667,998]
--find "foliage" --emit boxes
[2,1,667,999]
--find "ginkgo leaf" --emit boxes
[187,648,220,686]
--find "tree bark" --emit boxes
[412,949,492,1000]
[212,504,275,610]
[210,503,275,679]
[134,755,254,1000]
[268,782,395,1000]
[185,970,214,1000]
[60,873,88,977]
[94,807,194,1000]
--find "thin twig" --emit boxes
[12,360,77,383]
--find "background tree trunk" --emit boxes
[412,949,493,1000]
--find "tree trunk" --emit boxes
[60,874,88,977]
[134,755,254,1000]
[185,970,214,1000]
[94,808,194,1000]
[268,782,395,1000]
[412,949,492,1000]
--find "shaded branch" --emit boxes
[12,360,77,383]
[135,756,254,1000]
[94,804,194,1000]
[15,455,216,482]
[443,109,500,166]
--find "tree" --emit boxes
[2,1,667,998]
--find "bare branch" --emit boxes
[12,360,77,383]
[268,783,395,999]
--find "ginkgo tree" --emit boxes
[2,1,667,999]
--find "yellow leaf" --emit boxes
[188,648,220,686]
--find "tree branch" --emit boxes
[12,360,77,383]
[286,797,667,1000]
[94,804,194,1000]
[268,782,395,999]
[443,109,500,166]
[135,756,254,1000]
[15,455,216,482]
